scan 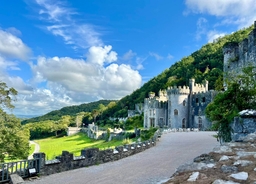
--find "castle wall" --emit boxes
[193,115,211,130]
[143,93,167,128]
[223,21,256,80]
[190,91,217,130]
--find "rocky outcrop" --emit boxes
[231,110,256,142]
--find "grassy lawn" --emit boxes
[35,133,127,160]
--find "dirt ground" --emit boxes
[164,141,256,184]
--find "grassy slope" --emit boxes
[35,133,126,160]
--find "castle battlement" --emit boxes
[167,85,190,95]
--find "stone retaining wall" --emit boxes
[34,132,159,176]
[231,111,256,142]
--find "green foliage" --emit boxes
[24,115,72,139]
[0,82,29,162]
[140,127,158,141]
[82,112,93,127]
[122,138,132,145]
[125,114,143,130]
[206,65,256,142]
[0,110,30,162]
[0,82,18,109]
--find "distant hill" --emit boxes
[21,100,116,124]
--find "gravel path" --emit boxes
[28,141,40,159]
[25,131,219,184]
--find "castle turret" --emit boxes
[189,78,195,93]
[204,80,208,91]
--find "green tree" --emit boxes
[82,112,93,127]
[206,65,256,142]
[0,82,30,162]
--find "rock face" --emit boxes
[231,110,256,142]
[164,132,256,184]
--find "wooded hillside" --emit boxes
[21,100,116,124]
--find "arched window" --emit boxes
[183,100,186,106]
[198,117,202,130]
[174,109,178,115]
[182,118,186,128]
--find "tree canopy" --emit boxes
[0,82,29,162]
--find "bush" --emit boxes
[140,127,157,141]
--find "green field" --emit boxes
[35,133,128,160]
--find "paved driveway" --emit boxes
[25,131,219,184]
[28,141,40,159]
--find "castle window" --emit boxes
[196,98,199,103]
[183,100,186,106]
[150,118,155,127]
[202,97,206,103]
[182,118,186,128]
[174,109,178,115]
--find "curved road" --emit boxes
[28,141,40,159]
[25,131,219,184]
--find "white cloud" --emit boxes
[35,0,74,22]
[185,0,256,28]
[207,30,226,43]
[167,54,173,60]
[6,45,141,116]
[149,52,163,61]
[86,45,117,66]
[35,0,103,49]
[0,29,31,60]
[195,17,208,41]
[28,45,141,107]
[122,50,137,61]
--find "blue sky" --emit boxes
[1,0,256,117]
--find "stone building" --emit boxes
[223,21,256,83]
[143,79,217,130]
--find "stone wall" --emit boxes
[67,127,81,136]
[223,21,256,80]
[35,132,159,176]
[231,111,256,142]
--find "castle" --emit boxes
[143,79,217,130]
[143,21,256,130]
